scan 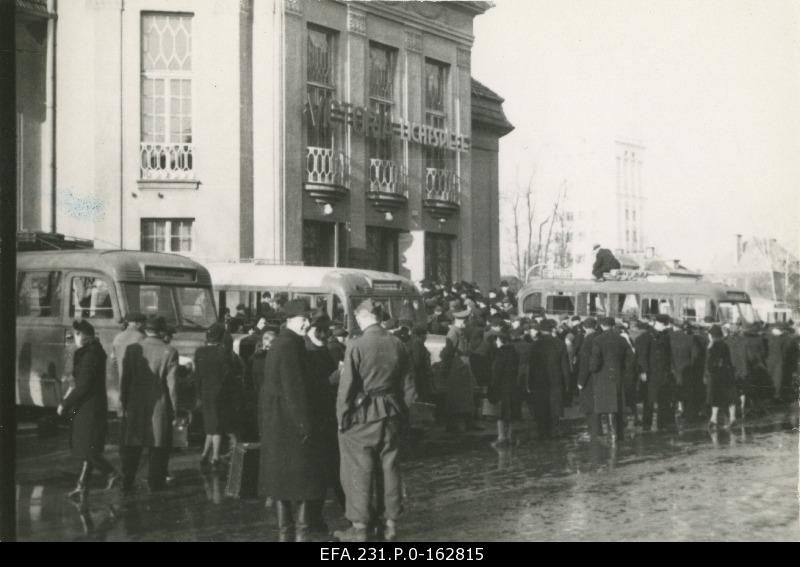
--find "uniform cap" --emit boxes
[144,314,165,332]
[655,314,671,325]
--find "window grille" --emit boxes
[424,60,449,171]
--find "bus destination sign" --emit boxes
[144,267,197,283]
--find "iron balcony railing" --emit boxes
[305,146,350,188]
[369,158,408,197]
[140,142,194,180]
[424,167,461,205]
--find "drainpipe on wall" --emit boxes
[50,0,58,233]
[119,0,125,249]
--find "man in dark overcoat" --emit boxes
[258,300,327,542]
[334,299,416,543]
[529,318,571,438]
[119,315,178,492]
[576,318,600,437]
[589,318,635,441]
[59,319,120,504]
[669,319,698,420]
[640,314,674,431]
[766,324,798,403]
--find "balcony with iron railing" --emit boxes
[303,146,350,204]
[423,167,461,219]
[140,142,194,181]
[367,158,408,212]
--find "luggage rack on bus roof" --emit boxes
[15,231,94,252]
[526,266,689,283]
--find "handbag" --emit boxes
[172,411,191,449]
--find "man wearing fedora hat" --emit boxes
[334,298,416,543]
[119,315,179,493]
[258,299,328,542]
[640,314,675,431]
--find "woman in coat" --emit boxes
[487,329,521,446]
[195,323,242,467]
[706,325,737,430]
[58,320,120,503]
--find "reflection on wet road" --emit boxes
[15,411,800,541]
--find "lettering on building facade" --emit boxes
[305,97,471,152]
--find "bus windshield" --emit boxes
[717,301,757,324]
[351,295,424,324]
[123,284,216,330]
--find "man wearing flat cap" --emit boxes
[110,312,146,416]
[258,299,328,542]
[119,315,179,493]
[334,298,416,543]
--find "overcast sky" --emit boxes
[471,0,800,273]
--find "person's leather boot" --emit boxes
[295,501,310,542]
[276,501,295,542]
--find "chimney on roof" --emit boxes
[673,259,681,270]
[735,234,742,263]
[646,246,655,259]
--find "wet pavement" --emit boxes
[15,406,800,541]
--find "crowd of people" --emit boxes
[54,278,800,543]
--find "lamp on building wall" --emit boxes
[384,211,394,222]
[322,203,333,216]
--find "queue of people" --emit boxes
[56,278,799,541]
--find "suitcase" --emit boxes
[225,442,260,499]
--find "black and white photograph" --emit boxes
[1,0,799,544]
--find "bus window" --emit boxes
[70,276,114,319]
[611,293,639,318]
[579,292,608,316]
[546,294,575,316]
[680,297,709,322]
[522,292,542,314]
[292,293,328,312]
[175,287,217,329]
[718,301,756,325]
[123,284,179,327]
[17,271,62,318]
[642,297,674,318]
[389,296,421,324]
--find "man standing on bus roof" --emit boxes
[110,313,146,414]
[119,315,179,493]
[334,298,416,543]
[592,244,621,281]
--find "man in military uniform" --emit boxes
[334,299,416,542]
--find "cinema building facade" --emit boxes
[22,0,512,289]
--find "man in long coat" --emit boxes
[766,324,798,403]
[258,300,327,542]
[589,318,635,441]
[334,298,416,543]
[669,319,698,420]
[441,309,479,431]
[640,314,674,431]
[119,315,178,492]
[59,319,119,504]
[110,313,145,415]
[576,318,600,437]
[529,319,571,438]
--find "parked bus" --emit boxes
[16,250,217,412]
[204,262,443,357]
[517,271,758,324]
